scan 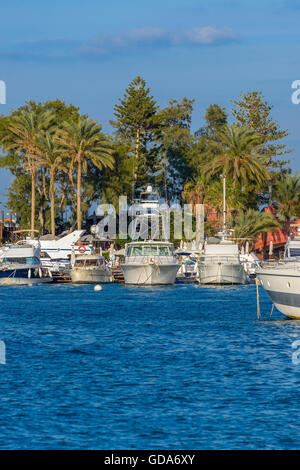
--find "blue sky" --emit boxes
[0,0,300,206]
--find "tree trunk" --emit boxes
[38,205,45,235]
[135,127,140,180]
[135,127,140,164]
[42,168,48,199]
[132,127,140,201]
[50,168,55,240]
[77,156,82,230]
[31,163,36,239]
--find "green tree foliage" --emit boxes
[111,76,159,194]
[273,173,300,221]
[6,172,32,229]
[201,124,270,188]
[35,131,66,239]
[0,100,110,236]
[232,91,290,170]
[54,117,114,230]
[229,209,280,245]
[100,140,133,207]
[196,104,227,137]
[154,98,194,201]
[0,86,298,246]
[1,109,54,237]
[183,104,228,209]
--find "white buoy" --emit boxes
[94,284,102,291]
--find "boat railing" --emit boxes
[181,263,198,273]
[200,255,241,265]
[257,258,300,270]
[122,255,177,265]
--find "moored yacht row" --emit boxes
[0,182,257,287]
[4,229,300,322]
[3,179,300,321]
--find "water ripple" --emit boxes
[0,283,298,449]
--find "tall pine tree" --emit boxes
[111,76,159,196]
[232,91,290,169]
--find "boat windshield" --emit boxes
[127,245,173,256]
[1,256,39,265]
[140,193,159,202]
[75,260,85,267]
[86,259,100,266]
[158,246,170,256]
[131,246,143,256]
[143,245,159,255]
[75,258,103,267]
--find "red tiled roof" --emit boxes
[254,206,296,251]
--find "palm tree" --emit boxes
[229,209,280,245]
[1,110,53,237]
[35,131,66,239]
[55,117,114,229]
[202,124,270,188]
[182,178,207,214]
[273,173,300,222]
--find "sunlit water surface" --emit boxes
[0,283,299,449]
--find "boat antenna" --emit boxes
[222,175,226,234]
[131,154,135,203]
[164,150,168,205]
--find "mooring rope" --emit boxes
[256,276,261,319]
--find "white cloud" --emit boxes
[80,27,169,56]
[183,26,238,45]
[80,25,240,56]
[0,26,240,61]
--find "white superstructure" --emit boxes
[198,239,248,285]
[0,240,52,285]
[38,230,92,261]
[121,240,179,285]
[70,255,112,284]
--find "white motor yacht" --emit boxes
[70,255,112,284]
[198,238,248,285]
[26,230,92,277]
[129,186,161,240]
[197,177,248,285]
[121,240,179,285]
[38,230,92,261]
[240,252,260,281]
[256,260,300,319]
[255,225,300,319]
[0,240,52,285]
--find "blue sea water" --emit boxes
[0,283,299,450]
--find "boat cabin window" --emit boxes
[158,246,170,256]
[85,259,99,266]
[1,256,39,265]
[74,259,85,267]
[289,248,300,257]
[143,245,158,255]
[127,244,174,256]
[131,246,143,256]
[140,193,159,202]
[75,258,103,267]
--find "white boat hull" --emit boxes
[199,263,248,285]
[121,263,179,285]
[0,277,52,286]
[70,268,112,284]
[257,267,300,319]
